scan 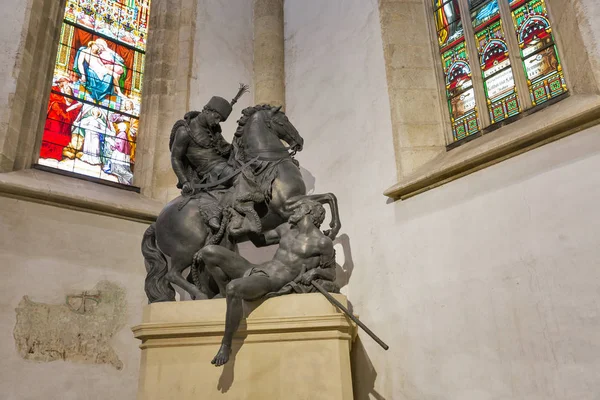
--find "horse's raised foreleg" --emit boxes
[286,193,341,239]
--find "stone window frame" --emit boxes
[382,0,600,200]
[0,0,197,220]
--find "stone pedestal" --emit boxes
[132,293,356,400]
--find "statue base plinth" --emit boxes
[132,293,356,399]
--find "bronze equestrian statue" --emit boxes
[141,85,389,365]
[141,86,342,302]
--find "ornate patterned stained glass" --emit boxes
[38,0,152,186]
[509,0,567,105]
[472,0,521,123]
[434,1,481,141]
[441,43,480,140]
[436,0,465,52]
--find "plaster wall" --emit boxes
[190,0,254,141]
[285,0,600,399]
[0,0,27,136]
[148,0,256,202]
[575,0,600,87]
[0,198,149,400]
[0,0,64,171]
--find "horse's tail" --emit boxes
[142,223,175,303]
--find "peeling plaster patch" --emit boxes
[13,281,127,370]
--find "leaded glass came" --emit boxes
[38,0,151,186]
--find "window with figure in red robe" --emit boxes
[38,0,151,186]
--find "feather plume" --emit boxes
[231,83,250,106]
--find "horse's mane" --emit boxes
[231,104,280,162]
[235,104,280,133]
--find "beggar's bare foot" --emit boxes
[211,344,231,366]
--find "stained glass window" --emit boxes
[472,0,521,123]
[38,0,152,186]
[434,0,481,141]
[432,0,567,143]
[509,0,567,105]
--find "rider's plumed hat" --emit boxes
[205,84,250,122]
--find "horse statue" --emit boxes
[142,104,341,302]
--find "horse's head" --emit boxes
[268,106,304,152]
[235,105,304,158]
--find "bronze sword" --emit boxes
[311,281,389,350]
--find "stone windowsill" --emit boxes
[384,94,600,200]
[0,168,163,222]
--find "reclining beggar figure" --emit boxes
[194,199,339,366]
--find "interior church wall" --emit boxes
[0,0,598,398]
[0,0,65,172]
[0,197,149,399]
[576,0,600,87]
[189,0,254,143]
[146,0,254,202]
[0,0,28,158]
[0,0,254,398]
[185,0,254,195]
[285,0,600,399]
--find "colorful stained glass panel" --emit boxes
[474,20,509,76]
[471,0,500,30]
[473,17,522,123]
[438,20,465,51]
[508,0,526,9]
[439,42,481,140]
[449,94,479,141]
[511,0,553,58]
[37,0,150,185]
[434,0,461,31]
[484,69,521,122]
[63,0,150,51]
[510,0,567,105]
[522,46,567,104]
[433,0,449,9]
[449,88,477,119]
[441,42,474,97]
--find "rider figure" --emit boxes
[170,87,247,230]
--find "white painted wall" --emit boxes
[576,0,600,86]
[0,198,149,400]
[0,0,28,149]
[285,0,600,399]
[189,0,254,143]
